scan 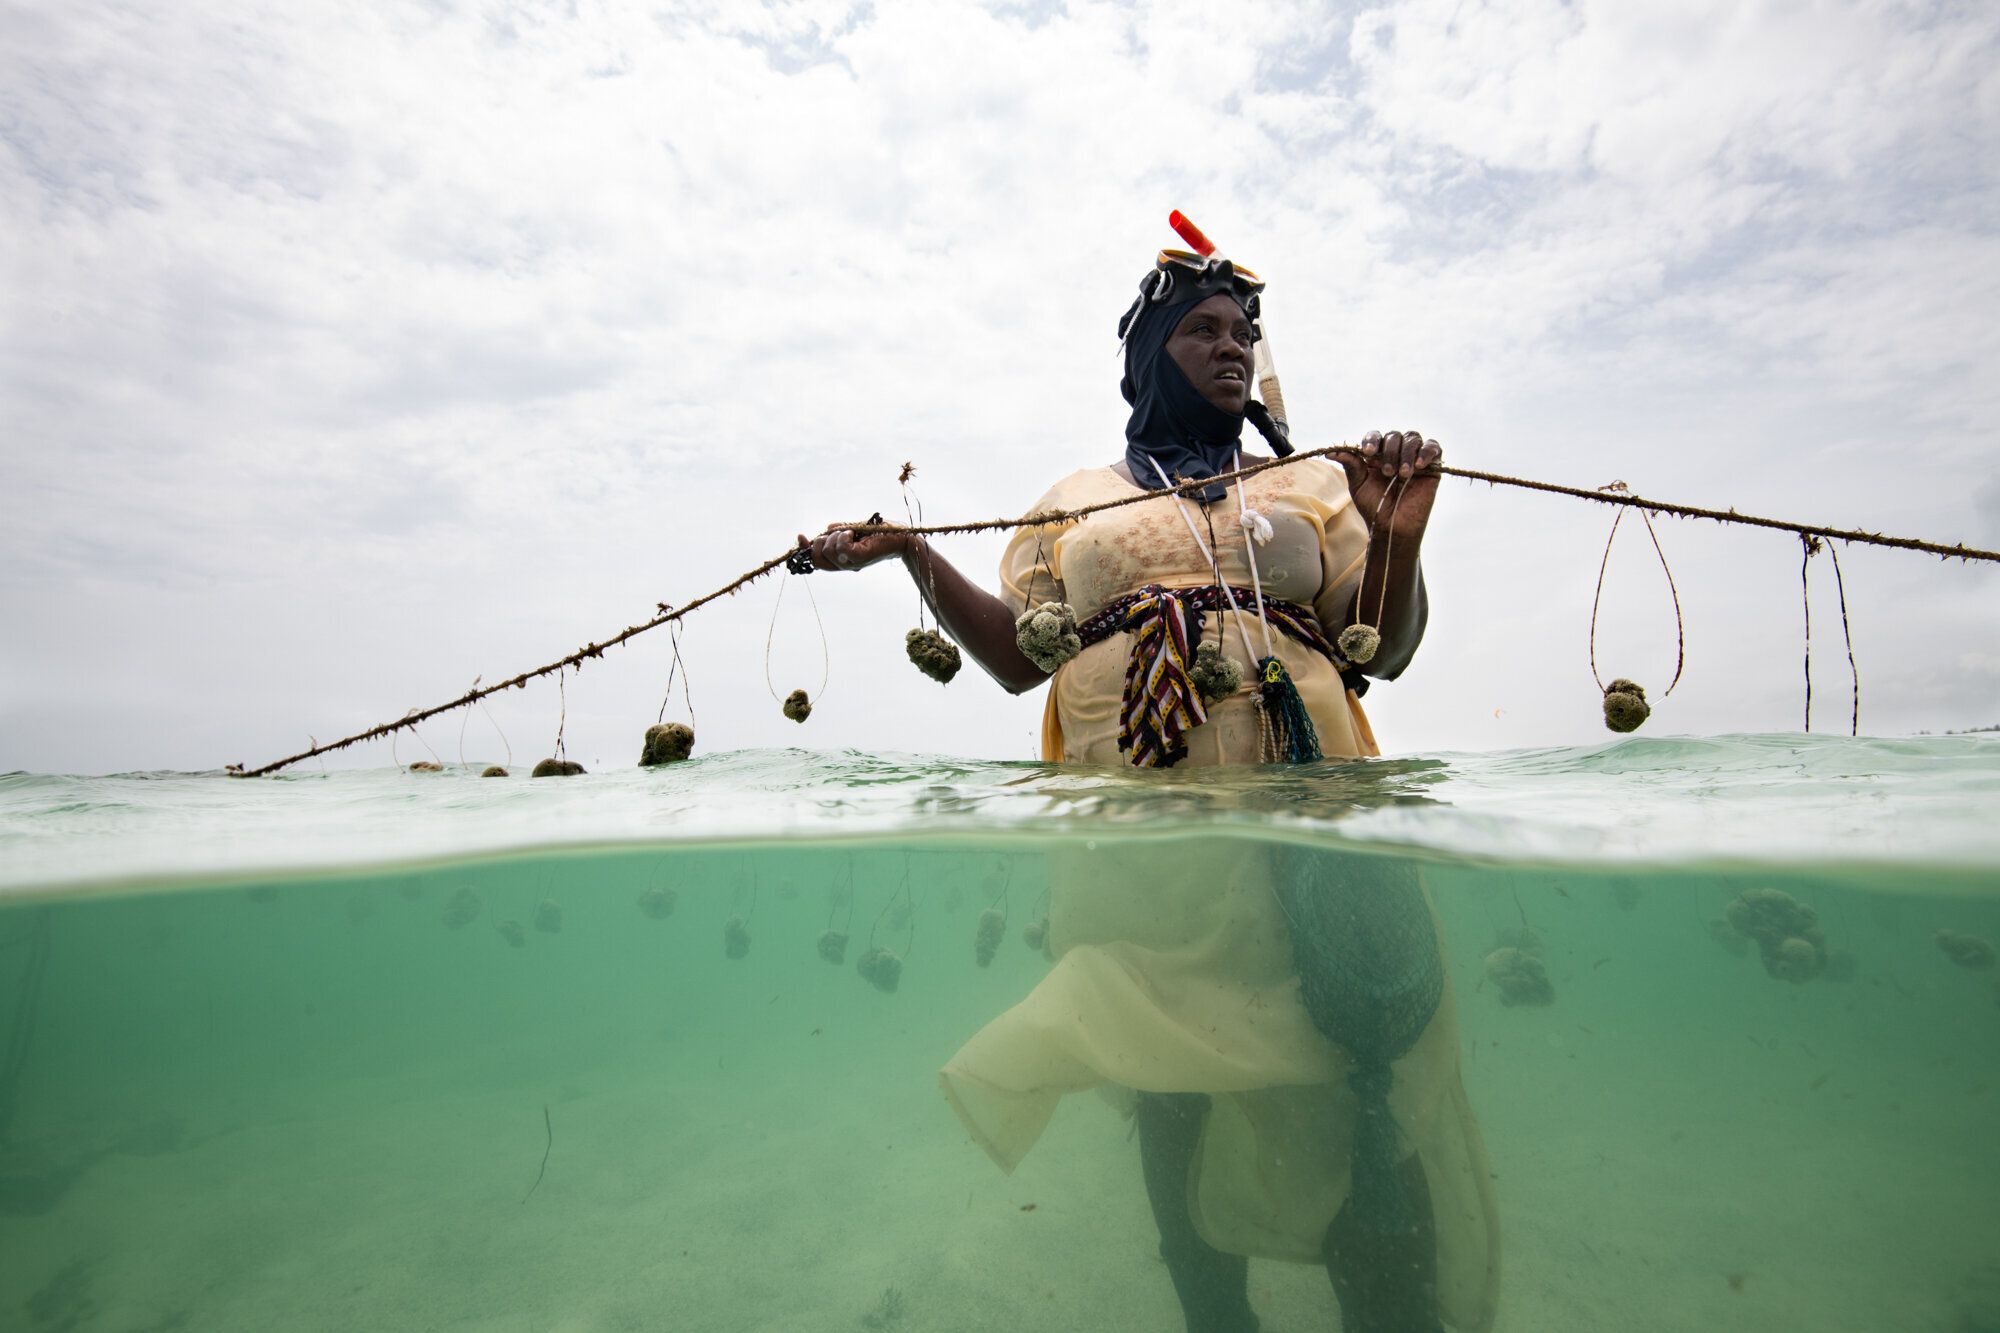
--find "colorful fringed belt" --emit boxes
[1075,585,1348,769]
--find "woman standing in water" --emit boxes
[806,245,1497,1333]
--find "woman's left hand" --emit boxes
[1338,429,1443,541]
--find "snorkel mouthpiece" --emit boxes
[1168,209,1216,257]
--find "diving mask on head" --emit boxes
[1143,249,1265,320]
[1118,249,1266,345]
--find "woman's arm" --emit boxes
[802,527,1049,694]
[1339,430,1443,680]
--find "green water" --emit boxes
[1,740,1997,1331]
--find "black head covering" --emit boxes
[1119,259,1291,503]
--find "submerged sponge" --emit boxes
[1602,679,1650,733]
[1190,640,1243,703]
[531,758,586,777]
[639,722,695,767]
[481,765,509,778]
[783,689,812,723]
[906,628,963,683]
[723,914,751,959]
[497,919,527,949]
[1484,947,1555,1007]
[1726,888,1829,983]
[1022,917,1050,956]
[974,908,1005,967]
[637,886,677,919]
[817,929,849,964]
[1726,887,1814,942]
[1769,935,1824,983]
[1015,602,1083,673]
[1936,930,1996,971]
[1490,924,1545,958]
[534,899,563,934]
[441,887,482,930]
[857,946,903,993]
[1337,623,1381,665]
[1707,917,1751,957]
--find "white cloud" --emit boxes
[2,0,1997,773]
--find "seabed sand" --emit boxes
[3,850,1998,1331]
[8,1020,1994,1332]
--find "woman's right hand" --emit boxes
[802,523,910,573]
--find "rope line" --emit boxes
[232,446,1998,776]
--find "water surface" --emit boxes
[1,737,1996,1331]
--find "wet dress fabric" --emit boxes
[937,459,1501,1331]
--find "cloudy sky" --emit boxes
[3,0,1996,776]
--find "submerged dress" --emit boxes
[938,459,1501,1331]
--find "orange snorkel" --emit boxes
[1168,210,1289,441]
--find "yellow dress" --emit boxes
[938,460,1501,1331]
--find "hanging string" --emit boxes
[1587,493,1686,699]
[1372,483,1414,633]
[763,569,830,704]
[236,449,1994,776]
[391,709,443,771]
[871,880,919,960]
[1230,452,1279,660]
[900,463,935,632]
[1828,541,1860,736]
[551,668,569,762]
[656,622,697,728]
[1148,456,1262,663]
[457,676,512,769]
[1031,526,1055,602]
[1197,500,1263,660]
[1800,534,1863,736]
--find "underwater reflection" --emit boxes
[940,795,1497,1331]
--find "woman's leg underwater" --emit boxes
[1135,1091,1260,1333]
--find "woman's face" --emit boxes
[1165,293,1253,414]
